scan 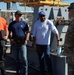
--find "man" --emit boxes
[0,16,9,75]
[32,11,60,75]
[8,10,30,75]
[64,2,74,75]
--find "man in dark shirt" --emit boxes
[64,2,74,75]
[8,10,30,75]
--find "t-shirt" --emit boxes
[8,20,29,39]
[0,17,8,38]
[32,19,59,45]
[0,17,8,31]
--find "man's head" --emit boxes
[68,2,74,11]
[68,3,74,19]
[39,11,46,22]
[15,10,22,16]
[15,10,22,21]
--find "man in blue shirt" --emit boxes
[32,11,60,75]
[8,10,30,75]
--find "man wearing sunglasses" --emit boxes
[32,11,60,75]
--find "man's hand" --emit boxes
[10,39,16,44]
[24,40,28,45]
[3,36,8,40]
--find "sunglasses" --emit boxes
[40,15,45,17]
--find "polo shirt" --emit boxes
[8,20,29,39]
[32,19,59,45]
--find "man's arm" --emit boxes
[56,33,60,46]
[32,36,36,45]
[6,28,9,38]
[25,31,30,45]
[25,31,30,41]
[8,31,12,40]
[3,28,9,40]
[32,36,37,50]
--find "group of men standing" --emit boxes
[0,2,74,75]
[0,10,60,75]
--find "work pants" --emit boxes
[0,40,6,75]
[36,45,53,75]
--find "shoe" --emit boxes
[16,73,20,75]
[0,57,5,61]
[16,73,28,75]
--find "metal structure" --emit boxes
[0,0,70,8]
[19,0,70,7]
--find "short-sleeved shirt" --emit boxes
[0,17,8,38]
[8,20,29,39]
[0,17,8,31]
[32,19,58,45]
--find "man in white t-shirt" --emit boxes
[32,11,60,75]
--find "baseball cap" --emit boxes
[68,2,74,10]
[39,11,46,16]
[15,10,22,16]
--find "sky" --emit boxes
[0,2,33,11]
[0,0,74,11]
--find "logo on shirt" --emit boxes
[21,25,23,28]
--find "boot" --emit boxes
[1,68,6,75]
[21,74,28,75]
[16,73,20,75]
[25,74,28,75]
